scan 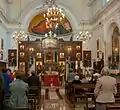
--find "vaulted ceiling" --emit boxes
[0,0,112,30]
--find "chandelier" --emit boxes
[43,0,54,6]
[12,29,28,42]
[12,0,27,42]
[77,23,92,43]
[43,0,65,29]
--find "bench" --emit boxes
[15,107,29,110]
[106,103,120,110]
[71,83,95,107]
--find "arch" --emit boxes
[28,11,72,36]
[107,22,120,69]
[18,0,78,32]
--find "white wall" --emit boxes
[90,0,120,65]
[0,25,8,61]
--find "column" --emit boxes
[5,31,13,67]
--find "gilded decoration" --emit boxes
[28,12,72,35]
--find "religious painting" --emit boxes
[60,53,64,59]
[19,62,25,72]
[36,52,42,58]
[45,52,53,62]
[76,52,81,60]
[20,52,25,58]
[1,38,3,49]
[8,49,17,67]
[0,52,3,60]
[0,38,3,60]
[20,45,24,50]
[28,12,72,36]
[42,37,58,49]
[97,39,99,50]
[83,51,91,67]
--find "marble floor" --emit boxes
[39,88,85,110]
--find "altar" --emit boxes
[44,74,59,87]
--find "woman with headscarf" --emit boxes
[94,67,117,110]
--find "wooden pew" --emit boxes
[28,87,41,110]
[106,103,120,110]
[65,82,72,100]
[15,107,29,110]
[71,83,95,107]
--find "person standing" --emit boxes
[28,71,40,102]
[67,68,75,83]
[8,69,28,109]
[7,69,14,81]
[94,67,117,110]
[1,68,12,94]
[36,63,41,75]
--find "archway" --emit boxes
[108,23,120,69]
[18,0,78,32]
[28,12,72,36]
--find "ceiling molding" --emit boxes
[0,0,119,29]
[89,0,119,24]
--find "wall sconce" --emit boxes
[29,48,34,52]
[36,53,41,58]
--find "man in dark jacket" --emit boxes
[28,71,40,94]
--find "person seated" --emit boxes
[92,73,101,84]
[8,69,28,109]
[81,75,89,83]
[72,75,81,84]
[67,68,75,83]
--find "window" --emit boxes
[103,0,110,6]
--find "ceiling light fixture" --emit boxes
[77,23,92,43]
